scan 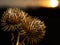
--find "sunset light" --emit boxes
[50,0,59,8]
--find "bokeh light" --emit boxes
[50,0,59,8]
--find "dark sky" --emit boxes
[0,7,60,45]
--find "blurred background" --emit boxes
[0,0,60,45]
[0,0,60,8]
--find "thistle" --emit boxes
[0,8,46,45]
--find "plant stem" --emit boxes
[16,32,20,45]
[11,32,14,45]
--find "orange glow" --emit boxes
[38,0,50,7]
[38,0,59,8]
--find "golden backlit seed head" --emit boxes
[1,8,27,31]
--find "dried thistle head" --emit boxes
[0,8,27,32]
[22,16,46,45]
